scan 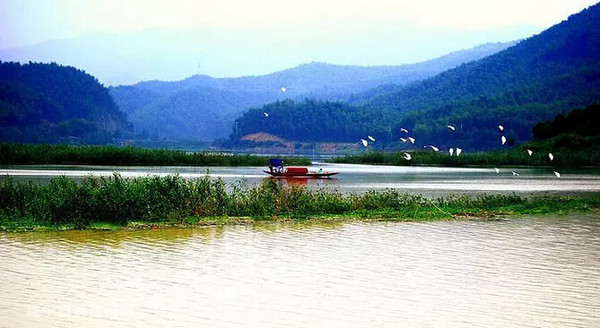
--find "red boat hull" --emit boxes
[263,170,338,178]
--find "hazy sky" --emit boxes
[1,0,598,49]
[0,0,597,84]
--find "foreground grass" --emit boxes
[0,143,310,166]
[1,174,599,231]
[333,134,600,168]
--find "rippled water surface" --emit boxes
[2,214,600,327]
[2,163,600,197]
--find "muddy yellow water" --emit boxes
[2,214,600,327]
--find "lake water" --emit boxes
[2,163,600,197]
[2,214,600,327]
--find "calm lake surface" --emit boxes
[2,214,600,327]
[2,163,600,197]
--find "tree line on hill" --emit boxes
[230,3,600,151]
[0,61,131,144]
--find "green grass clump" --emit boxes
[0,143,310,166]
[1,175,599,231]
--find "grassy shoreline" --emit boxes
[0,143,310,166]
[2,174,599,232]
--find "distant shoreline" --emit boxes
[0,143,310,167]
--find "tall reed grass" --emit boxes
[1,175,598,229]
[0,143,311,166]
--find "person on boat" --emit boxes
[318,168,323,174]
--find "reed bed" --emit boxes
[1,174,599,230]
[0,143,311,166]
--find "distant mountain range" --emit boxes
[0,62,130,143]
[234,3,600,150]
[2,4,596,151]
[0,24,539,85]
[110,42,515,141]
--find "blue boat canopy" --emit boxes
[269,158,284,167]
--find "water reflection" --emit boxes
[0,163,600,197]
[264,176,335,188]
[2,214,600,327]
[4,227,217,248]
[2,163,600,197]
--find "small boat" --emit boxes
[264,158,338,178]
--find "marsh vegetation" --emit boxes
[2,174,599,230]
[0,143,310,166]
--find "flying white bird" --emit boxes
[501,136,507,145]
[368,136,375,142]
[263,112,269,117]
[548,153,554,161]
[403,153,412,160]
[447,125,456,131]
[553,171,561,178]
[400,128,409,133]
[495,168,500,174]
[456,148,462,157]
[449,148,454,156]
[499,125,504,131]
[527,149,533,156]
[281,87,286,92]
[360,139,368,147]
[512,171,520,176]
[426,145,439,152]
[408,137,415,144]
[400,138,407,143]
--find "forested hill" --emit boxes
[361,4,600,109]
[533,103,600,140]
[109,42,513,141]
[233,4,600,150]
[0,62,131,143]
[233,99,400,142]
[354,3,600,148]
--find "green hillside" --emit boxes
[110,42,513,141]
[232,4,600,150]
[0,61,130,143]
[233,99,400,142]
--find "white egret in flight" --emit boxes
[449,148,454,156]
[548,153,554,161]
[281,87,287,92]
[447,125,456,131]
[263,112,269,117]
[553,171,561,178]
[400,138,407,143]
[499,125,504,131]
[527,149,533,156]
[403,153,412,160]
[400,128,408,133]
[360,139,368,147]
[495,168,500,174]
[512,171,519,176]
[408,137,415,144]
[368,136,375,142]
[456,148,462,157]
[426,145,439,152]
[501,136,507,145]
